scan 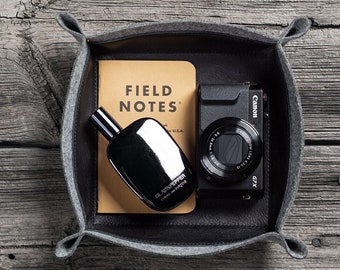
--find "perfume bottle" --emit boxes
[90,107,195,211]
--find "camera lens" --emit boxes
[200,117,262,184]
[212,134,247,165]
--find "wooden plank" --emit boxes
[0,145,339,268]
[1,1,340,144]
[0,247,69,270]
[0,24,62,146]
[284,29,340,142]
[0,240,339,270]
[0,239,339,269]
[2,0,340,26]
[0,0,339,267]
[0,237,339,269]
[284,146,340,257]
[0,19,339,143]
[0,147,76,247]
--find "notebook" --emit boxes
[97,60,196,213]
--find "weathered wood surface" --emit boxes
[0,0,339,269]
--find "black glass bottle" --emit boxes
[90,107,195,211]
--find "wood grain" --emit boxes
[0,21,340,143]
[0,23,61,146]
[284,29,340,142]
[0,0,340,269]
[0,146,339,268]
[2,0,340,26]
[0,148,76,248]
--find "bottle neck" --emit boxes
[89,107,122,141]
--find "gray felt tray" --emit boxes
[55,13,311,259]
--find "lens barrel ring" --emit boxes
[199,117,262,184]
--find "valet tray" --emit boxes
[56,13,311,258]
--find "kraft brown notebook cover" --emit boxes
[97,60,196,214]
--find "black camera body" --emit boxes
[197,83,265,199]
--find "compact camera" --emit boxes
[197,83,265,199]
